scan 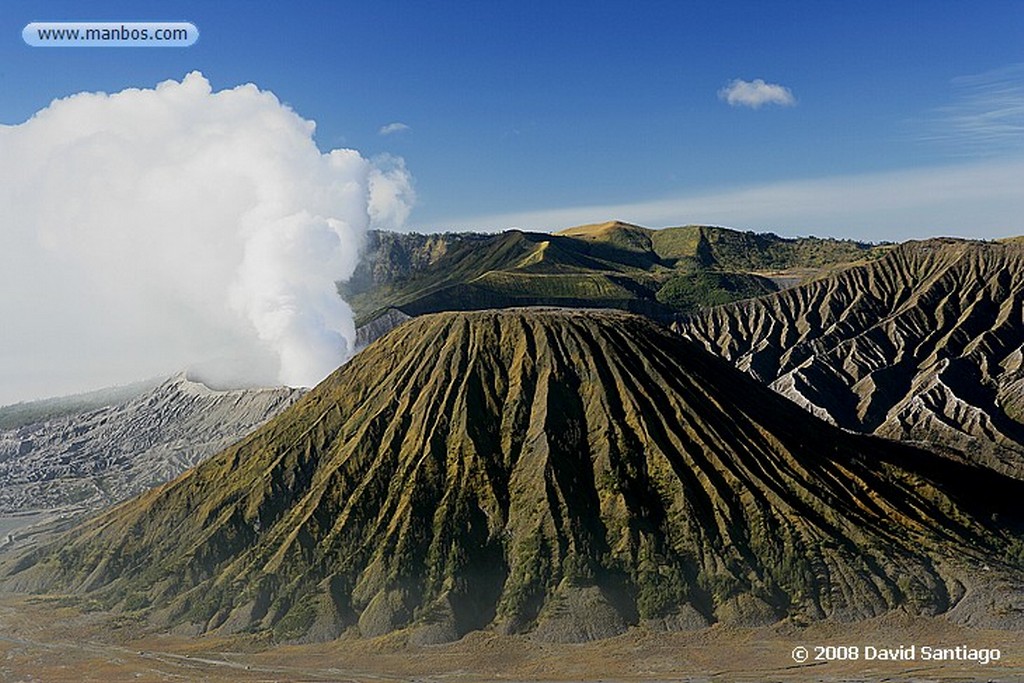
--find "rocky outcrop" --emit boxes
[342,230,490,299]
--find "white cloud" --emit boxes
[425,157,1024,242]
[718,78,796,109]
[379,121,411,135]
[0,72,414,404]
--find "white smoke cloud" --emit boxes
[718,78,796,109]
[0,72,414,404]
[368,154,416,228]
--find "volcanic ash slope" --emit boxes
[7,309,1024,642]
[677,238,1024,477]
[0,374,304,514]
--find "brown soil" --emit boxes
[2,594,1022,682]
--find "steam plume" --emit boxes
[0,72,413,404]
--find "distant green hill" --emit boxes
[346,222,886,327]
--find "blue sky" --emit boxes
[3,0,1023,239]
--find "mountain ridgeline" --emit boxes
[8,309,1024,643]
[676,238,1024,477]
[344,223,884,330]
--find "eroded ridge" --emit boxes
[677,239,1024,477]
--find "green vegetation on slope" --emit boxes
[348,222,886,326]
[649,224,885,270]
[655,271,776,311]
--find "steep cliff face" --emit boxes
[342,231,490,302]
[9,309,1024,643]
[0,374,304,513]
[677,239,1024,477]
